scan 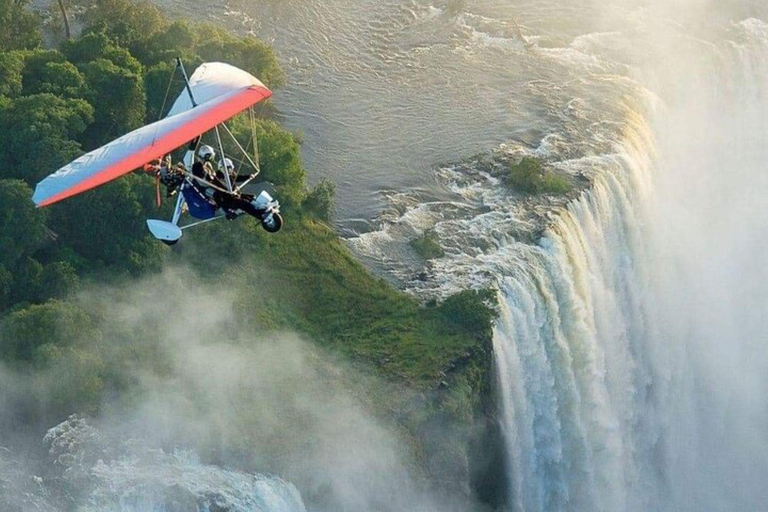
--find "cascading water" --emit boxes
[494,111,661,512]
[493,16,768,512]
[335,3,768,510]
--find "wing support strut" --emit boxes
[177,58,198,108]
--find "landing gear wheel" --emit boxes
[262,212,283,233]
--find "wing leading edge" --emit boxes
[33,65,271,207]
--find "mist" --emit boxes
[489,2,768,510]
[0,268,456,511]
[638,15,768,511]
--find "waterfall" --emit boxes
[493,17,768,512]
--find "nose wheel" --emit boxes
[261,212,283,233]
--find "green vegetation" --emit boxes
[410,229,445,260]
[0,1,500,501]
[508,156,572,195]
[0,0,42,51]
[303,178,336,222]
[190,218,497,382]
[0,0,496,411]
[0,0,291,299]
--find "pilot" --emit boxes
[184,140,217,183]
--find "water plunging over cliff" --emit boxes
[342,6,768,510]
[492,17,768,512]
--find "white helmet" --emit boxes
[218,157,235,173]
[198,145,216,161]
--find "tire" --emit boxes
[262,212,283,233]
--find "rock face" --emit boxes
[2,415,306,512]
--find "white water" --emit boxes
[43,416,306,512]
[494,17,768,512]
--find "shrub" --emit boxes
[303,179,336,222]
[437,289,498,339]
[508,156,572,195]
[410,230,444,260]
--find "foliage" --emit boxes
[508,156,572,195]
[0,300,97,362]
[225,118,307,207]
[437,289,498,341]
[0,299,105,415]
[0,180,48,268]
[410,229,444,260]
[0,51,25,97]
[0,266,11,309]
[0,0,495,450]
[0,93,94,183]
[21,50,88,98]
[80,58,146,146]
[138,20,199,66]
[63,31,142,74]
[143,61,182,121]
[303,179,336,222]
[194,23,285,89]
[80,0,167,56]
[0,0,42,51]
[79,1,282,88]
[49,176,162,269]
[0,0,291,311]
[179,218,493,383]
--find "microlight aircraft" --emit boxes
[32,60,282,245]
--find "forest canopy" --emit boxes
[0,0,306,307]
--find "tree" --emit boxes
[0,94,94,183]
[0,51,24,97]
[0,300,95,361]
[79,58,146,147]
[245,119,307,207]
[195,23,284,89]
[48,175,156,267]
[56,0,71,40]
[143,61,184,122]
[138,20,198,67]
[63,32,142,74]
[0,265,11,310]
[0,180,49,269]
[80,0,167,57]
[0,0,42,51]
[21,49,88,98]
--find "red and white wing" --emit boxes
[167,62,268,116]
[33,62,271,207]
